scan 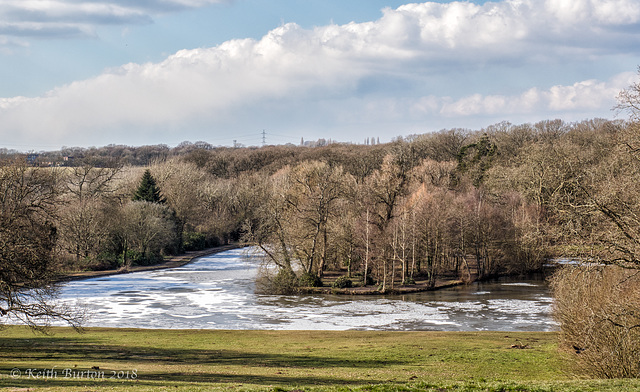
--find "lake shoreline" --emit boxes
[58,245,534,297]
[299,278,466,295]
[59,243,469,295]
[56,247,553,331]
[58,243,242,282]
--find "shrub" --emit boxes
[298,272,323,287]
[126,250,161,266]
[183,231,207,251]
[363,274,375,286]
[353,272,375,286]
[332,276,353,289]
[550,265,640,378]
[255,268,299,295]
[93,252,121,270]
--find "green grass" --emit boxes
[0,326,639,391]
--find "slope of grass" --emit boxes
[0,326,639,391]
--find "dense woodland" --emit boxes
[3,117,639,295]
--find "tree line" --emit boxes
[3,117,633,288]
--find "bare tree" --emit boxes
[616,66,640,123]
[549,73,640,379]
[65,159,122,202]
[243,167,295,274]
[246,162,348,279]
[116,201,177,267]
[57,198,112,263]
[285,161,347,277]
[57,160,122,262]
[151,159,210,249]
[365,151,414,291]
[0,159,83,330]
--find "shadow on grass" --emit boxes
[1,373,393,389]
[0,366,392,389]
[0,336,399,387]
[0,336,399,368]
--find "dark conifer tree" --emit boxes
[133,169,165,203]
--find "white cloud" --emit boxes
[3,0,639,52]
[0,0,228,40]
[1,0,639,148]
[438,73,634,118]
[544,0,640,25]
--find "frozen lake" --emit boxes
[58,248,556,331]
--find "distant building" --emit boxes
[26,154,39,165]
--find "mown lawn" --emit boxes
[0,326,639,391]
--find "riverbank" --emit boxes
[1,326,638,391]
[300,266,477,295]
[59,243,241,282]
[60,245,533,298]
[300,277,465,295]
[59,243,475,295]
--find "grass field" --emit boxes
[1,326,639,391]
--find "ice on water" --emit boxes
[57,248,554,331]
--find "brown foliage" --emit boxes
[550,266,640,378]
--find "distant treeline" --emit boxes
[9,138,384,169]
[3,118,637,293]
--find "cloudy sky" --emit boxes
[1,0,639,150]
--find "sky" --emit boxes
[1,0,639,150]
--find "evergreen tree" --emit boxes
[133,169,166,203]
